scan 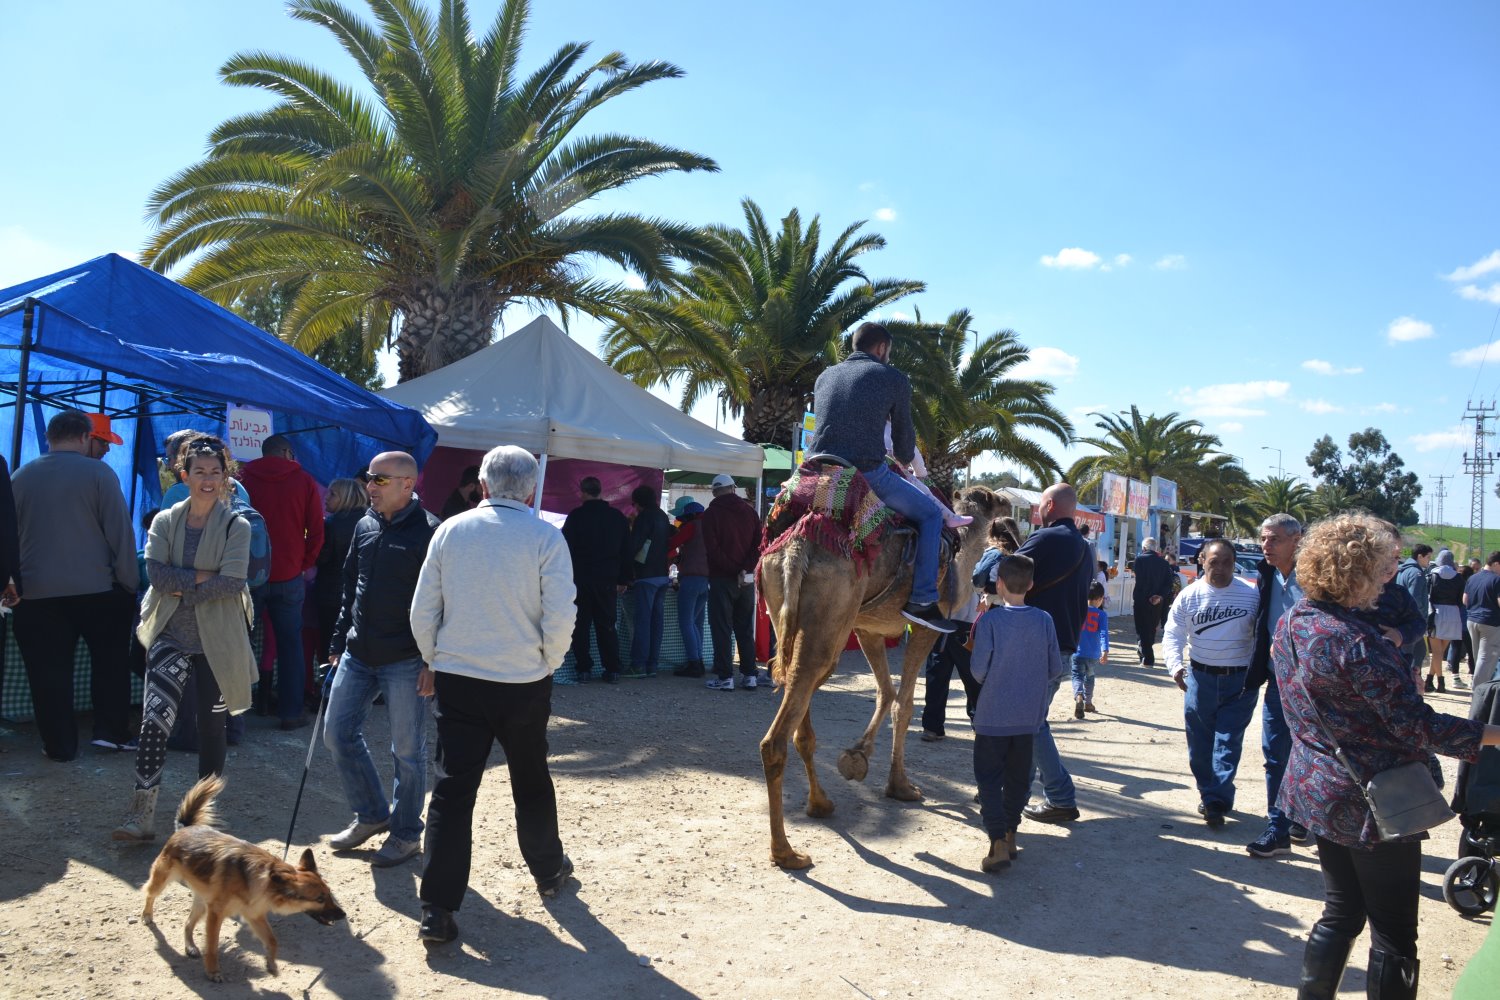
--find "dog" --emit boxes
[141,775,345,982]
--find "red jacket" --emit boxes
[238,456,324,583]
[700,493,761,577]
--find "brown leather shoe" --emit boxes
[982,837,1011,872]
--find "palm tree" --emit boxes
[887,310,1072,492]
[1066,406,1246,511]
[601,200,923,446]
[1307,483,1358,520]
[142,0,718,381]
[1240,476,1316,524]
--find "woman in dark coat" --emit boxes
[315,478,367,665]
[1273,513,1500,999]
[627,485,671,677]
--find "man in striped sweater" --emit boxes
[1162,538,1260,828]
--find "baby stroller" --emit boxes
[1444,667,1500,917]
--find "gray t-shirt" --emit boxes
[148,524,243,655]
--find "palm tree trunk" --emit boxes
[923,451,967,497]
[394,283,502,382]
[743,385,810,448]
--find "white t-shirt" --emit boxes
[1161,576,1258,678]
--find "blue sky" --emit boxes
[4,2,1500,520]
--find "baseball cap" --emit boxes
[87,413,124,445]
[710,474,735,489]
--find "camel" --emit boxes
[757,484,1008,869]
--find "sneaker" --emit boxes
[672,663,705,678]
[901,602,956,633]
[920,730,945,742]
[536,855,574,898]
[91,737,136,752]
[574,671,594,684]
[621,666,647,679]
[1288,822,1310,843]
[1022,802,1080,824]
[1074,695,1085,720]
[706,676,734,691]
[740,674,758,690]
[330,816,390,850]
[945,514,974,528]
[419,906,459,944]
[1246,829,1292,858]
[370,835,421,868]
[1454,674,1468,688]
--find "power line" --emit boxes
[1429,474,1452,527]
[1462,401,1497,554]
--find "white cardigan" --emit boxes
[410,497,577,684]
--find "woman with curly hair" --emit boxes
[113,436,258,842]
[1273,512,1500,998]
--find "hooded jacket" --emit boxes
[700,492,761,578]
[1395,557,1431,618]
[239,455,324,583]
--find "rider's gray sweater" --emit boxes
[807,351,915,472]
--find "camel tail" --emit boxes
[769,540,813,687]
[175,774,226,829]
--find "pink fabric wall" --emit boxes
[417,445,663,517]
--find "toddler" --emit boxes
[1072,581,1109,718]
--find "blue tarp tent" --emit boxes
[0,254,436,516]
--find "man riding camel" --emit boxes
[806,322,953,633]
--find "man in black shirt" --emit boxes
[560,477,632,683]
[1131,538,1174,665]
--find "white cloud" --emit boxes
[1451,342,1500,367]
[1364,402,1399,414]
[1014,346,1080,380]
[1386,316,1434,343]
[1040,247,1101,270]
[1153,254,1187,270]
[1458,283,1500,304]
[1411,427,1469,452]
[890,310,913,322]
[1219,422,1244,433]
[1300,399,1343,414]
[1173,380,1289,418]
[1301,359,1363,376]
[857,181,878,192]
[1114,254,1132,267]
[874,207,897,222]
[1444,251,1500,283]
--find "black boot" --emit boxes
[1365,950,1418,1000]
[1297,923,1356,999]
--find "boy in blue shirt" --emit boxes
[1072,581,1109,718]
[970,553,1066,872]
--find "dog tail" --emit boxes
[176,774,226,829]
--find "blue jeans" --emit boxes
[1070,655,1098,701]
[323,652,431,843]
[676,575,710,663]
[1261,674,1293,834]
[1029,678,1076,808]
[1184,666,1259,809]
[630,577,669,671]
[264,577,307,721]
[861,463,943,605]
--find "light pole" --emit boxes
[1262,445,1284,479]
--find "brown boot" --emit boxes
[1005,830,1018,859]
[982,837,1011,872]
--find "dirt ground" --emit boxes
[0,618,1491,999]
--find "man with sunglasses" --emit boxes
[322,451,441,868]
[240,434,324,729]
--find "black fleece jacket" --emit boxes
[331,497,440,666]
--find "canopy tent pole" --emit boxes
[533,452,548,516]
[752,471,763,663]
[10,300,34,470]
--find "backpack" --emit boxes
[227,494,272,589]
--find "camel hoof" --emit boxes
[836,749,869,782]
[773,849,813,870]
[806,796,835,819]
[885,781,924,802]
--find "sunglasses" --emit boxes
[364,472,404,486]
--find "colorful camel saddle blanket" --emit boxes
[761,460,905,574]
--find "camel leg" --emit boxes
[838,629,898,782]
[886,629,939,801]
[796,708,834,818]
[761,672,820,869]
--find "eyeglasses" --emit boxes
[365,472,411,486]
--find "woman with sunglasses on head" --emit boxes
[113,436,257,842]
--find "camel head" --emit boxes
[944,485,1013,614]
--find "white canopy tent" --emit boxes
[381,316,764,510]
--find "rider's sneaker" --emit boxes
[901,602,955,633]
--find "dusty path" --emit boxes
[0,618,1489,998]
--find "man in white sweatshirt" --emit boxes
[410,445,578,945]
[1162,538,1259,830]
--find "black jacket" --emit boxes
[807,351,915,471]
[314,507,364,610]
[629,507,671,580]
[1014,517,1093,653]
[1131,551,1174,604]
[561,498,632,585]
[1249,557,1279,690]
[1452,665,1500,817]
[331,497,440,666]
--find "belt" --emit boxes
[1191,660,1248,676]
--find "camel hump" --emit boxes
[762,460,901,574]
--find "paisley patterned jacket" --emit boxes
[1272,598,1483,848]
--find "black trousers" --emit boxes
[1133,600,1162,664]
[420,672,564,913]
[13,589,135,760]
[570,578,621,677]
[922,632,979,735]
[708,576,756,680]
[1313,835,1422,959]
[974,733,1034,837]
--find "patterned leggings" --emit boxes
[134,643,226,791]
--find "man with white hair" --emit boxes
[1131,537,1174,666]
[410,445,577,945]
